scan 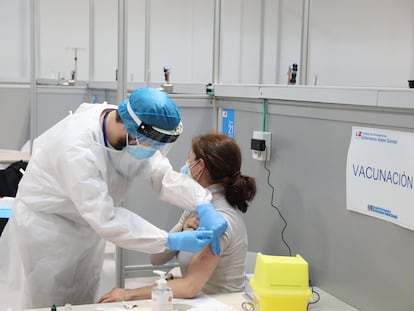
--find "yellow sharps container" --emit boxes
[249,252,312,311]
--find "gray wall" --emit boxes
[122,94,414,311]
[35,87,118,137]
[0,85,119,151]
[0,86,31,150]
[2,86,414,310]
[215,98,414,311]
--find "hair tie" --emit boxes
[233,171,241,178]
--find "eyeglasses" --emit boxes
[126,134,138,146]
[126,134,152,148]
[125,132,174,157]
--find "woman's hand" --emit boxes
[97,288,125,303]
[183,213,199,231]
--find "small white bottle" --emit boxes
[152,270,173,311]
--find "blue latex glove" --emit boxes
[167,229,213,253]
[196,203,228,255]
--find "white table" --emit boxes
[0,149,30,164]
[25,288,358,311]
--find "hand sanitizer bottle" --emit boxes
[152,270,173,311]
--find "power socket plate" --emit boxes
[252,131,271,161]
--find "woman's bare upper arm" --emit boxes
[184,245,220,290]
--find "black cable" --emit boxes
[307,280,321,310]
[263,148,292,257]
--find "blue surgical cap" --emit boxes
[118,87,182,138]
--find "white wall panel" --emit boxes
[309,0,414,88]
[126,0,146,83]
[94,0,118,81]
[0,0,30,82]
[149,0,214,84]
[38,0,89,81]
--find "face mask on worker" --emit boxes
[125,134,157,160]
[126,145,156,160]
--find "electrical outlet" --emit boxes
[251,131,271,161]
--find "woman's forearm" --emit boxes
[165,277,203,299]
[124,285,153,300]
[125,278,200,301]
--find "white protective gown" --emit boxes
[0,103,211,308]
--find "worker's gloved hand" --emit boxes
[167,229,213,253]
[196,203,228,255]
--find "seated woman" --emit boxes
[98,132,256,302]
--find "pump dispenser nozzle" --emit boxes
[152,270,173,310]
[154,270,167,289]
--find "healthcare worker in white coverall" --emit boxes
[0,87,227,308]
